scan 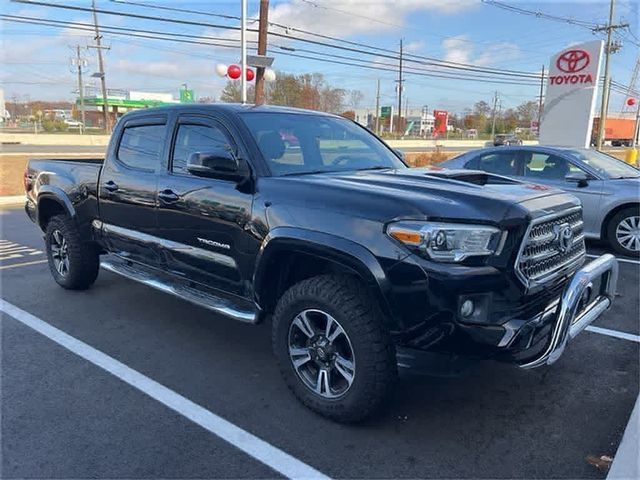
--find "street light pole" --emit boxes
[240,0,247,104]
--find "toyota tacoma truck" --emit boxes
[24,104,619,422]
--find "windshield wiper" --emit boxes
[360,166,393,171]
[281,169,338,176]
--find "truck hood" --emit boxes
[260,167,581,225]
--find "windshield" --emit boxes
[566,149,639,179]
[240,113,406,176]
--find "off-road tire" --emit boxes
[606,207,640,257]
[272,274,396,422]
[45,214,100,289]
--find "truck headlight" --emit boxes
[387,221,505,262]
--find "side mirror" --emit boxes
[565,171,589,187]
[187,148,243,181]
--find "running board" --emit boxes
[100,256,258,323]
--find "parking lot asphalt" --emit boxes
[1,205,638,479]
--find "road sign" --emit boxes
[380,106,392,119]
[180,89,195,103]
[539,40,603,148]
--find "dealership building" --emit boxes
[353,105,448,137]
[76,89,191,128]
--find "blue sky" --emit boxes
[1,0,638,114]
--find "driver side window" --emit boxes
[172,123,231,175]
[524,153,581,180]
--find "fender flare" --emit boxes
[253,227,395,322]
[36,186,77,228]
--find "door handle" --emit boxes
[158,189,180,203]
[104,180,119,192]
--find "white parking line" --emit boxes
[0,299,329,480]
[586,326,640,343]
[586,254,640,266]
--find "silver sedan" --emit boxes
[442,146,640,256]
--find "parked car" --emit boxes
[442,146,640,256]
[63,119,84,129]
[493,134,523,146]
[24,105,618,422]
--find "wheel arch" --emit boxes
[601,202,640,239]
[253,227,395,327]
[37,187,76,231]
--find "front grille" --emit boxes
[516,207,586,288]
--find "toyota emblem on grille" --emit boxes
[554,224,574,253]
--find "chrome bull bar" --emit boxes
[519,253,618,369]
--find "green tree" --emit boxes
[516,100,539,127]
[219,81,255,103]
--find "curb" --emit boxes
[608,395,640,479]
[0,195,26,206]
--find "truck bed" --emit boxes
[25,157,104,231]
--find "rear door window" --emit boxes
[117,124,165,171]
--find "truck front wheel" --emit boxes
[45,215,100,290]
[272,274,396,422]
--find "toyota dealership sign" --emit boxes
[539,40,603,148]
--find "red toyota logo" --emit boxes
[556,49,590,73]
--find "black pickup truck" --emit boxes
[25,104,618,422]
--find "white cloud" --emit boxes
[215,0,476,45]
[442,36,472,64]
[442,35,520,67]
[405,40,426,53]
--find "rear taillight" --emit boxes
[23,169,32,192]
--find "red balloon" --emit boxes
[627,97,637,106]
[246,68,255,81]
[227,64,241,80]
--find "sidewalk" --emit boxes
[0,195,26,206]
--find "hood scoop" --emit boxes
[419,167,518,186]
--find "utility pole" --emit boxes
[634,100,640,147]
[75,45,86,132]
[88,0,110,132]
[537,65,545,124]
[490,91,499,137]
[396,38,403,136]
[375,78,380,135]
[594,0,628,149]
[254,0,269,105]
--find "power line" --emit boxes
[110,0,543,77]
[10,0,543,80]
[481,0,599,29]
[1,14,543,86]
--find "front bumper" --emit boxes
[517,253,618,369]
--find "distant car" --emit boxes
[493,134,522,146]
[442,145,640,256]
[64,119,84,129]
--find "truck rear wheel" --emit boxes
[607,207,640,257]
[45,215,100,290]
[272,274,396,422]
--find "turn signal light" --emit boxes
[389,229,422,246]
